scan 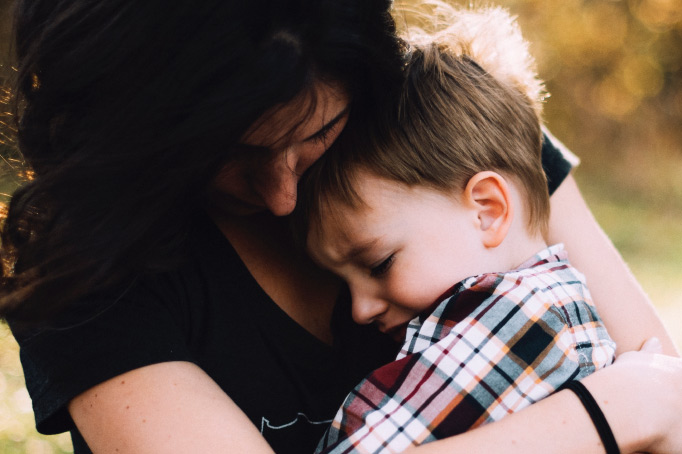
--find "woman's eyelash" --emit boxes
[306,109,349,145]
[309,125,333,144]
[370,254,395,277]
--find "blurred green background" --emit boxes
[0,0,680,452]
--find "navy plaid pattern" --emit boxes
[316,244,616,454]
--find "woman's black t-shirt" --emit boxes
[10,135,573,453]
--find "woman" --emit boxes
[0,0,679,453]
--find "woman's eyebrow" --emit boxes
[234,106,350,152]
[303,106,350,142]
[232,142,271,153]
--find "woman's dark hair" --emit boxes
[0,0,405,324]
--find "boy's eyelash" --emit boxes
[370,254,395,277]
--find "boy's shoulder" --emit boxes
[403,244,587,352]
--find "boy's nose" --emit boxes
[351,291,389,325]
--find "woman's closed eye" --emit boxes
[305,107,349,145]
[307,118,341,146]
[308,124,333,145]
[370,254,395,278]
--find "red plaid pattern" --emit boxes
[316,244,616,454]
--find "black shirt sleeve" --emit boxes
[12,278,194,435]
[541,130,576,195]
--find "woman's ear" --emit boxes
[463,171,513,248]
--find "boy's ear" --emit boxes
[463,171,513,248]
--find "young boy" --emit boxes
[294,7,617,454]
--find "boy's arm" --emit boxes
[547,175,679,355]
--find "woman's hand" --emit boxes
[582,338,682,454]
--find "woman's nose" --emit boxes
[257,148,302,216]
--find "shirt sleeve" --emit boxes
[10,276,194,435]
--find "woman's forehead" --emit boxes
[240,80,350,149]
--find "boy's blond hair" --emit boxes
[297,5,549,242]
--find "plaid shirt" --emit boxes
[316,244,616,454]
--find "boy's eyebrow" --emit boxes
[339,238,380,263]
[302,106,350,142]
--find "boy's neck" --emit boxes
[486,179,549,273]
[489,213,548,273]
[502,230,549,271]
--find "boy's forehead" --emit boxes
[308,200,364,251]
[308,174,463,245]
[308,174,412,245]
[306,192,384,265]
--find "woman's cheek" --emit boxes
[297,142,328,173]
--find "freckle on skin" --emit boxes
[143,419,147,423]
[121,380,125,384]
[126,406,130,410]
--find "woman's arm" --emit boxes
[547,175,679,355]
[69,361,275,454]
[403,340,682,454]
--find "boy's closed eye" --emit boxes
[370,254,396,277]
